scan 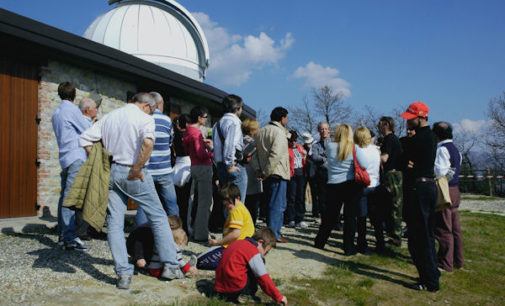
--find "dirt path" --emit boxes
[1,196,504,305]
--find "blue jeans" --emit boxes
[57,159,84,241]
[107,164,179,276]
[216,163,248,203]
[264,176,287,239]
[136,172,179,226]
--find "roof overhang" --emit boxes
[0,8,256,119]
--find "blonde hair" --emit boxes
[168,215,182,230]
[241,118,259,136]
[334,124,354,161]
[172,228,188,246]
[354,127,372,148]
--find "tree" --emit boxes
[453,127,480,171]
[391,104,409,136]
[287,95,317,135]
[255,108,270,128]
[287,85,352,138]
[313,86,352,128]
[486,92,505,152]
[352,105,381,136]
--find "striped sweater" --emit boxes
[147,109,173,176]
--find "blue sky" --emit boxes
[3,0,505,132]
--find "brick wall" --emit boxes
[37,60,136,214]
[36,60,207,215]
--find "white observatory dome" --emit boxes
[84,0,209,81]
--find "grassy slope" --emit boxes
[191,212,505,305]
[287,212,505,305]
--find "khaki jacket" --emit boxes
[63,142,111,232]
[253,121,290,180]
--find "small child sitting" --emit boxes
[147,227,198,277]
[214,228,287,305]
[126,215,197,277]
[196,183,255,270]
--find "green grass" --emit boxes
[284,211,505,305]
[186,212,505,305]
[461,195,503,201]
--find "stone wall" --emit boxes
[37,60,136,213]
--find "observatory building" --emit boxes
[84,0,209,81]
[0,1,254,219]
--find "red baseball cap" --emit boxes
[400,101,429,119]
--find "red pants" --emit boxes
[434,186,464,272]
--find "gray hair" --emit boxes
[317,122,329,130]
[78,97,96,112]
[149,91,164,105]
[132,92,156,108]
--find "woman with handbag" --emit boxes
[354,127,381,254]
[314,124,367,255]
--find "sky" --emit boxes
[2,0,505,134]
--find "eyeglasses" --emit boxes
[201,115,208,118]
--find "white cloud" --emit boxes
[291,61,351,98]
[193,12,294,86]
[453,119,489,134]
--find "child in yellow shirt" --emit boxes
[197,183,255,270]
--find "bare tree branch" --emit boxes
[312,85,352,129]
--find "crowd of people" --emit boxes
[52,81,464,303]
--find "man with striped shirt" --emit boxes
[136,92,179,226]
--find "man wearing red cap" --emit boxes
[399,101,440,292]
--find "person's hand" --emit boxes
[208,238,219,246]
[255,170,264,181]
[227,165,240,173]
[204,138,213,150]
[188,266,198,276]
[280,296,288,305]
[407,160,414,169]
[128,168,144,181]
[136,259,146,268]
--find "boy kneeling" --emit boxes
[214,228,288,305]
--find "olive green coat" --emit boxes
[63,142,111,232]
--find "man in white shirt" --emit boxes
[79,92,182,289]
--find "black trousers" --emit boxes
[245,193,261,225]
[313,172,328,219]
[315,180,361,254]
[175,179,192,233]
[405,181,440,290]
[286,172,306,223]
[218,265,258,301]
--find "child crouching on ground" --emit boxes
[126,215,197,277]
[214,228,288,305]
[148,227,198,277]
[196,183,255,270]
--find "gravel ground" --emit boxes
[1,196,504,305]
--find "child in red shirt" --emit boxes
[214,228,288,305]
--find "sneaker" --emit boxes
[57,237,64,248]
[296,221,308,229]
[188,255,197,267]
[287,221,295,228]
[406,282,438,292]
[116,275,132,289]
[161,266,185,280]
[64,237,90,250]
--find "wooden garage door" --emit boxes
[0,57,38,218]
